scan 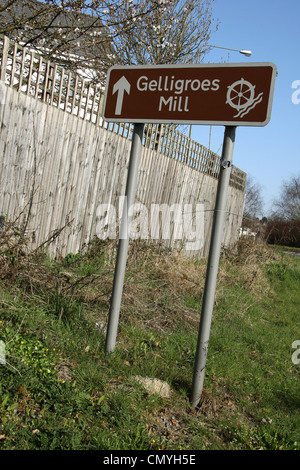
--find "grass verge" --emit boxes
[0,236,299,450]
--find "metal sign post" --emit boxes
[191,125,236,408]
[105,123,144,354]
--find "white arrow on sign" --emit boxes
[112,76,131,115]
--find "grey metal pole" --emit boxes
[191,125,236,408]
[105,122,144,354]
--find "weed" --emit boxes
[0,322,60,380]
[222,421,296,450]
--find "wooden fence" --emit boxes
[0,35,246,257]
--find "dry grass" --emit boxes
[0,217,282,334]
[0,214,283,336]
[118,242,207,332]
[117,238,282,332]
[219,238,280,296]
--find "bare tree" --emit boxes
[0,0,217,84]
[107,0,217,139]
[0,0,168,82]
[271,174,300,221]
[242,175,264,227]
[108,0,217,65]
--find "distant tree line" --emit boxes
[265,220,300,248]
[241,173,300,248]
[265,173,300,248]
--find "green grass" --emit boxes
[0,238,299,450]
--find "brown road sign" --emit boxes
[103,62,277,127]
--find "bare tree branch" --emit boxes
[0,0,218,84]
[243,175,264,223]
[271,174,300,221]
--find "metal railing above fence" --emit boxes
[0,35,246,192]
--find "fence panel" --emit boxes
[0,36,246,257]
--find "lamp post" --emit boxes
[207,44,252,57]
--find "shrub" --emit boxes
[265,220,300,248]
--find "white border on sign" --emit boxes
[102,62,277,127]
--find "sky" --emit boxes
[191,0,300,216]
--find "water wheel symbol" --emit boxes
[226,78,256,117]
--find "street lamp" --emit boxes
[207,44,252,57]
